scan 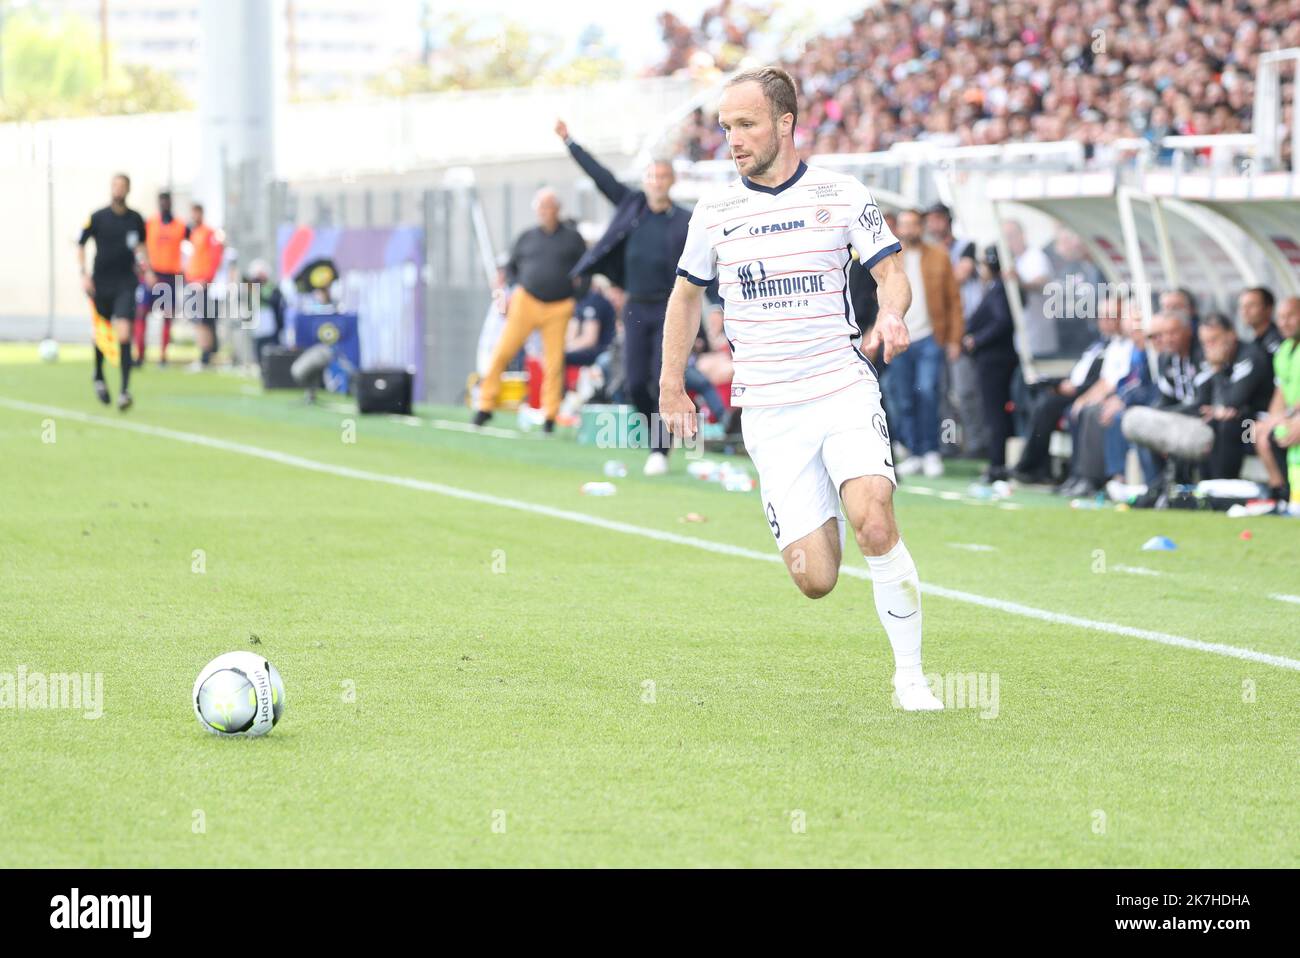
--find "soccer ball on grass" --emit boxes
[193,651,285,736]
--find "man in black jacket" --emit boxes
[961,247,1020,482]
[556,119,689,475]
[1191,314,1275,479]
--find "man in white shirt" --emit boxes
[659,66,944,711]
[1004,220,1058,356]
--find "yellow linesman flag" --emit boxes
[91,304,119,366]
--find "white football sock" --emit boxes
[866,538,924,686]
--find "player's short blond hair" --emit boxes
[726,66,799,130]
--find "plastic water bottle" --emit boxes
[580,481,617,496]
[687,460,721,481]
[721,471,755,493]
[602,460,628,478]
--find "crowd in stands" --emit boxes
[654,3,769,77]
[663,0,1298,169]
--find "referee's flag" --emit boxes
[91,304,119,366]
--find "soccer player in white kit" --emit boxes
[660,66,944,711]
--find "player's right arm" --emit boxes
[77,216,95,296]
[660,276,704,438]
[661,197,718,438]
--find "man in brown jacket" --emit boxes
[885,208,964,477]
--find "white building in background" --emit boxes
[34,0,424,100]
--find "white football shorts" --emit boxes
[741,378,897,551]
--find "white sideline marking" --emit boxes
[898,485,938,497]
[1270,594,1300,605]
[902,484,1022,509]
[430,418,525,440]
[1113,564,1162,577]
[5,395,1299,674]
[949,543,997,553]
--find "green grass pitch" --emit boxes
[1,343,1297,867]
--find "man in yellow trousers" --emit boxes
[474,188,587,433]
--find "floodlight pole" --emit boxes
[47,135,54,340]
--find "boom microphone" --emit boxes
[1121,406,1214,460]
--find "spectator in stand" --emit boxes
[1071,304,1151,499]
[961,247,1020,482]
[887,208,963,478]
[564,275,617,369]
[664,1,1297,172]
[1122,309,1204,504]
[1003,219,1058,357]
[1056,302,1142,497]
[1238,286,1282,355]
[1255,296,1300,504]
[1187,313,1274,478]
[1045,227,1103,355]
[1160,287,1200,338]
[1012,296,1121,484]
[925,202,986,457]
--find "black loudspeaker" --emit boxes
[356,368,413,415]
[261,347,303,389]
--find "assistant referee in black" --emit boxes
[77,172,154,411]
[556,119,691,476]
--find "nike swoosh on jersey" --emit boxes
[721,222,748,236]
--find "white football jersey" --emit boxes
[676,161,901,408]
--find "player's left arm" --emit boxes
[130,213,156,284]
[866,251,911,363]
[77,218,95,296]
[848,185,909,362]
[660,276,705,438]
